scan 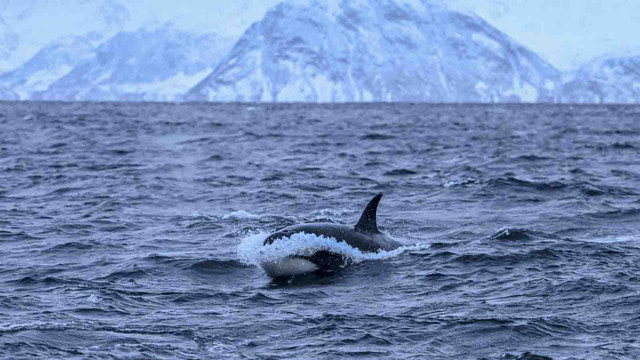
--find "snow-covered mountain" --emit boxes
[560,56,640,103]
[34,25,234,101]
[431,0,640,72]
[187,0,560,102]
[0,35,99,99]
[2,0,640,103]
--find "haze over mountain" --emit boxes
[434,0,640,71]
[1,0,640,102]
[561,55,640,104]
[20,26,234,101]
[0,0,131,72]
[0,35,99,99]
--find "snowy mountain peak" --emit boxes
[187,0,560,102]
[2,0,640,103]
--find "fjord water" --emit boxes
[1,102,639,359]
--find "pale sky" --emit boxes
[123,0,282,37]
[446,0,640,70]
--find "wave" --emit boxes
[43,241,94,253]
[451,248,564,266]
[443,177,479,187]
[577,183,638,197]
[485,177,568,192]
[222,210,260,220]
[169,291,238,304]
[611,142,638,150]
[201,154,223,162]
[489,228,560,241]
[95,269,149,281]
[9,276,82,286]
[0,322,74,335]
[189,259,247,273]
[581,208,640,220]
[132,254,249,279]
[0,230,41,241]
[384,169,417,176]
[237,232,409,266]
[492,352,554,360]
[360,133,396,140]
[473,177,637,200]
[511,154,552,162]
[547,277,630,296]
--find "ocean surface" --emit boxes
[1,102,639,360]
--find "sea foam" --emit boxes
[237,231,410,266]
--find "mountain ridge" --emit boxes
[26,25,234,101]
[561,55,640,104]
[187,0,560,103]
[1,0,640,103]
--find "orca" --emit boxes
[260,193,402,278]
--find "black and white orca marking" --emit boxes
[260,193,402,277]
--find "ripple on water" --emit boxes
[1,103,640,359]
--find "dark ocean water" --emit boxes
[1,102,640,359]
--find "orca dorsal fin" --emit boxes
[355,193,383,233]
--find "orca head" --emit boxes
[263,228,296,246]
[262,228,349,272]
[260,250,350,278]
[296,250,351,271]
[260,256,320,278]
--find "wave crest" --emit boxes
[222,210,260,220]
[490,227,560,241]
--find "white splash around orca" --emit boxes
[238,194,405,278]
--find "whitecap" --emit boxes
[223,210,260,220]
[443,177,478,187]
